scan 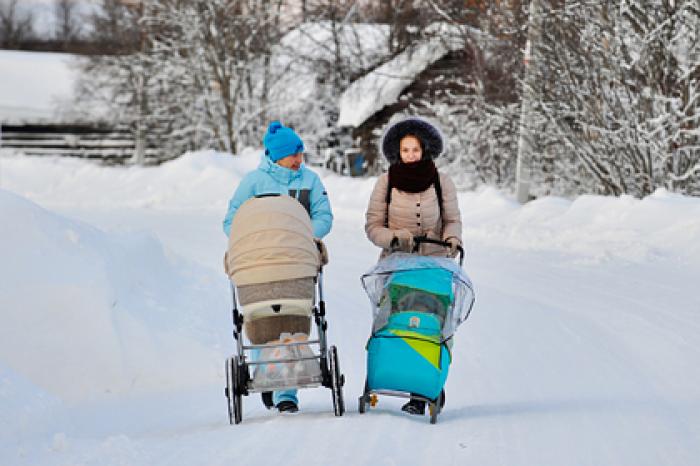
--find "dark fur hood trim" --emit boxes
[380,117,444,164]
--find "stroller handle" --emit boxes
[412,236,465,265]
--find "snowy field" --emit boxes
[0,50,82,123]
[1,150,700,465]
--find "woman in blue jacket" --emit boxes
[223,121,332,239]
[223,121,333,414]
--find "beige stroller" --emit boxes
[223,194,345,424]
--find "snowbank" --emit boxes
[0,364,64,438]
[0,187,227,402]
[458,186,700,264]
[0,148,259,211]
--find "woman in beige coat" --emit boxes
[365,117,462,260]
[364,117,463,415]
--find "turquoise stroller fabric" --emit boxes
[366,268,454,401]
[367,310,450,400]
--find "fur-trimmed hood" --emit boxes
[380,117,445,165]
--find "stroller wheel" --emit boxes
[358,380,370,414]
[329,346,345,416]
[225,356,244,424]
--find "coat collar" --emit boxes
[259,154,304,184]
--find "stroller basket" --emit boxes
[244,333,324,391]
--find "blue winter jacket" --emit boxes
[223,154,333,238]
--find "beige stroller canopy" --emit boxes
[225,195,321,286]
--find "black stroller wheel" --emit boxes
[329,346,345,416]
[358,379,370,414]
[225,358,234,424]
[225,356,243,424]
[358,396,366,414]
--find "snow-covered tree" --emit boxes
[54,0,82,45]
[533,0,700,197]
[396,1,526,189]
[79,0,292,160]
[0,0,35,48]
[269,18,390,155]
[78,1,155,163]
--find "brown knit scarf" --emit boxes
[388,159,438,193]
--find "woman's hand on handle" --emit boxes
[444,236,462,258]
[314,238,329,266]
[390,229,414,253]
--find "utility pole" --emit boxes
[516,0,543,204]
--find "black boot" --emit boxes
[276,400,299,413]
[261,391,274,410]
[401,398,426,415]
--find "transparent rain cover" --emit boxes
[360,253,475,339]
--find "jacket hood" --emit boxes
[380,116,445,165]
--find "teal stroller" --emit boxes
[358,238,475,424]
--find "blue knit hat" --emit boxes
[263,121,304,162]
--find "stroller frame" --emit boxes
[358,237,465,424]
[224,268,345,424]
[359,386,446,424]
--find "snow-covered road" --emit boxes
[1,151,699,465]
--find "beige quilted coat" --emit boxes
[365,171,462,258]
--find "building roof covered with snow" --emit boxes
[337,23,482,129]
